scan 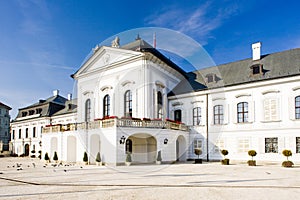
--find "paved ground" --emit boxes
[0,157,299,200]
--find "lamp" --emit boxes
[120,136,126,144]
[164,138,168,144]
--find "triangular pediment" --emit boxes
[73,46,143,78]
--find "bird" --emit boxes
[32,163,36,168]
[265,172,271,175]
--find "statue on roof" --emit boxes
[111,36,120,48]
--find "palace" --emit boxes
[10,38,300,165]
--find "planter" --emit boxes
[156,161,161,165]
[194,159,202,164]
[96,162,102,166]
[125,162,131,166]
[282,161,294,168]
[221,159,230,165]
[84,161,88,165]
[247,160,256,166]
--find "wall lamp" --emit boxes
[164,138,168,144]
[120,136,126,144]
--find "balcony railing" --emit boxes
[42,117,188,133]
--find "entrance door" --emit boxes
[24,144,30,156]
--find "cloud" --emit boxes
[145,1,239,44]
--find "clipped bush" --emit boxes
[44,152,49,161]
[126,153,132,162]
[194,148,202,158]
[221,149,229,157]
[96,152,101,162]
[282,149,293,168]
[53,151,58,161]
[83,152,88,162]
[282,150,292,160]
[156,151,162,162]
[248,150,257,160]
[31,150,36,154]
[221,149,229,165]
[31,155,36,158]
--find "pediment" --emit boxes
[73,46,142,78]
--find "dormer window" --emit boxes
[22,112,27,117]
[250,64,263,75]
[36,108,42,114]
[29,110,35,115]
[206,74,215,83]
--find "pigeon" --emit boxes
[32,163,36,168]
[64,169,67,172]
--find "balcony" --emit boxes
[42,117,188,133]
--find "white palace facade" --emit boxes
[10,38,300,165]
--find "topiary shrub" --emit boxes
[156,151,162,162]
[194,148,203,164]
[126,153,132,162]
[247,150,257,166]
[44,152,49,162]
[282,149,294,168]
[221,149,229,165]
[31,150,36,154]
[53,151,58,162]
[83,152,88,163]
[95,152,101,162]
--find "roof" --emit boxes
[52,99,77,116]
[0,102,11,110]
[169,48,300,95]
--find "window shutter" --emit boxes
[248,101,255,123]
[233,103,237,123]
[288,96,295,120]
[264,99,270,121]
[223,104,229,124]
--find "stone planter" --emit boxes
[247,160,256,166]
[125,162,131,166]
[156,161,161,165]
[282,161,294,168]
[194,159,202,164]
[96,162,102,166]
[221,159,230,165]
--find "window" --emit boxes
[238,138,249,153]
[295,96,300,119]
[25,128,29,138]
[12,130,15,140]
[214,105,224,125]
[19,129,21,139]
[22,112,27,117]
[29,110,34,115]
[206,74,215,83]
[237,102,248,123]
[36,108,42,114]
[251,64,263,75]
[124,90,132,117]
[103,95,110,117]
[193,139,202,150]
[193,107,201,125]
[214,139,224,153]
[33,127,36,138]
[296,137,300,153]
[85,99,91,122]
[174,110,182,122]
[5,131,7,136]
[265,137,278,153]
[126,139,132,154]
[264,99,278,121]
[157,91,163,119]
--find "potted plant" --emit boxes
[125,153,132,166]
[53,151,58,163]
[83,151,88,165]
[282,149,294,168]
[221,149,229,165]
[156,150,162,164]
[44,152,50,163]
[95,152,102,166]
[247,150,257,166]
[194,148,203,164]
[38,150,42,159]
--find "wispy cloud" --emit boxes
[145,1,239,44]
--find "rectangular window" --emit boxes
[19,129,21,139]
[193,139,202,150]
[25,128,29,138]
[295,96,300,119]
[214,105,224,125]
[12,130,15,140]
[214,139,224,153]
[296,137,300,153]
[265,137,278,153]
[238,138,249,153]
[264,99,278,121]
[193,107,201,125]
[174,110,182,122]
[33,127,36,138]
[237,102,249,123]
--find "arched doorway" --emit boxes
[127,134,157,163]
[24,144,30,156]
[90,134,101,164]
[176,135,186,162]
[67,136,77,162]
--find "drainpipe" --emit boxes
[206,93,209,162]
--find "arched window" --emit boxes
[85,99,91,122]
[193,107,201,125]
[25,128,29,138]
[124,90,132,117]
[214,105,223,125]
[237,102,248,123]
[103,95,110,117]
[157,91,163,119]
[33,127,36,138]
[295,96,300,119]
[126,139,132,154]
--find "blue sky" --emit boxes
[1,0,300,118]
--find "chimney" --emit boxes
[252,42,261,61]
[53,90,59,96]
[68,93,72,101]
